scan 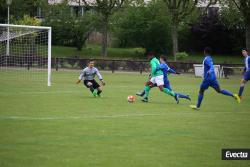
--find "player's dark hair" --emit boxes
[160,55,167,62]
[88,59,94,63]
[147,51,155,60]
[204,47,212,55]
[242,48,248,52]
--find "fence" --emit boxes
[53,57,199,74]
[0,55,244,74]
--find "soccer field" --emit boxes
[0,71,249,167]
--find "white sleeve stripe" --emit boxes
[246,57,249,70]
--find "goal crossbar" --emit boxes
[0,24,51,30]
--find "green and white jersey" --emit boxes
[79,67,103,81]
[150,57,163,77]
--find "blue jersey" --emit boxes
[244,55,250,72]
[203,55,216,81]
[157,63,176,83]
[243,55,250,81]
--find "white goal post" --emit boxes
[0,24,52,86]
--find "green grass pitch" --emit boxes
[0,71,250,167]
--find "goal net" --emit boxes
[0,24,51,86]
[193,64,245,79]
[193,64,221,78]
[220,66,245,79]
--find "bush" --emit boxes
[14,15,41,26]
[43,3,100,51]
[176,52,189,60]
[133,48,146,57]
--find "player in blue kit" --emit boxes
[157,56,191,101]
[136,56,191,102]
[137,53,179,103]
[190,47,240,110]
[238,48,250,100]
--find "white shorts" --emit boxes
[150,75,164,86]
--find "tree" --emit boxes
[229,0,250,51]
[111,0,172,54]
[82,0,125,56]
[0,0,48,23]
[188,14,245,54]
[162,0,217,60]
[44,1,99,50]
[219,1,245,53]
[0,0,8,23]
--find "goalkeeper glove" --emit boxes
[101,80,106,86]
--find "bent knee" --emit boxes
[199,89,205,95]
[87,82,93,86]
[241,79,247,85]
[146,81,154,87]
[215,88,221,93]
[158,86,164,91]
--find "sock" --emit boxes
[238,86,244,96]
[197,93,203,108]
[176,93,189,99]
[143,85,151,98]
[163,88,175,97]
[89,86,94,93]
[97,90,102,95]
[141,90,145,96]
[220,89,233,97]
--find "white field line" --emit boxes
[0,113,167,121]
[0,87,138,95]
[0,111,248,121]
[0,90,79,95]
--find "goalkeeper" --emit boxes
[76,60,105,97]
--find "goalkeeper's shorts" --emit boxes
[84,79,100,89]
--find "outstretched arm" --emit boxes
[76,70,85,84]
[168,67,177,74]
[96,68,105,86]
[164,64,179,74]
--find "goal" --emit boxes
[220,66,245,79]
[193,64,245,79]
[0,24,52,86]
[193,64,221,78]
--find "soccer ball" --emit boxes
[127,95,136,103]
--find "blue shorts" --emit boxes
[243,71,250,81]
[200,79,220,90]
